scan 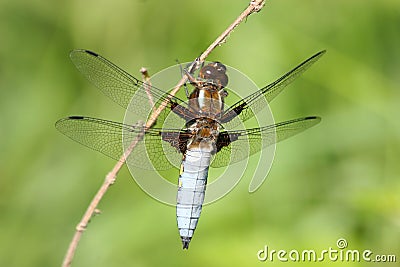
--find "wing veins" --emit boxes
[222,51,326,126]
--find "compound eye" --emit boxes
[199,62,229,88]
[216,73,228,88]
[199,65,216,79]
[213,62,227,73]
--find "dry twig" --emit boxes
[62,1,266,266]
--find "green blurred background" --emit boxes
[0,0,399,266]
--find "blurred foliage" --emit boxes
[0,0,399,266]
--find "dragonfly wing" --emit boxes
[69,50,189,122]
[211,116,321,168]
[55,116,184,170]
[221,51,326,129]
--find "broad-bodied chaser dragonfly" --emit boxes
[56,50,325,249]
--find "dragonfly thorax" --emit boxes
[186,118,220,153]
[189,88,226,116]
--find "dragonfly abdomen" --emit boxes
[176,148,212,249]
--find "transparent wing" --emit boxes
[211,116,321,168]
[222,51,326,129]
[55,116,183,170]
[70,50,188,123]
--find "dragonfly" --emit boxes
[56,49,325,249]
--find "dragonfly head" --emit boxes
[199,61,228,89]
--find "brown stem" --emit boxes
[61,1,266,266]
[140,67,157,115]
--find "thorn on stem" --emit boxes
[94,209,102,215]
[76,223,86,232]
[140,67,149,78]
[251,0,266,12]
[106,173,116,184]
